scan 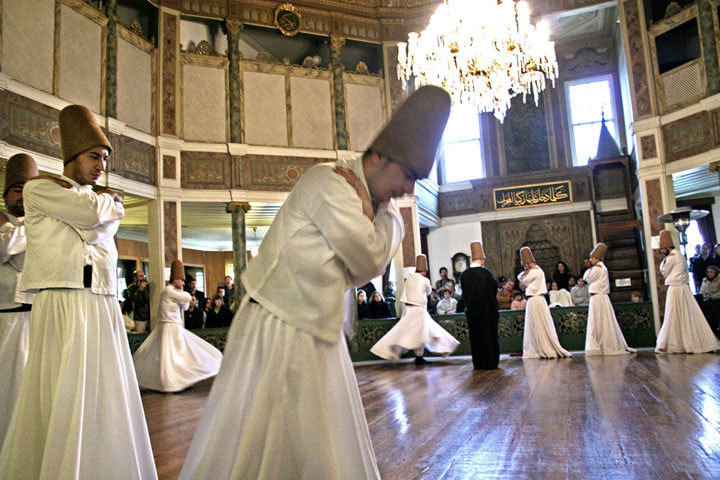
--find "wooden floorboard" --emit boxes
[141,349,720,479]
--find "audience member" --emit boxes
[222,276,235,308]
[187,277,205,306]
[203,297,212,315]
[435,266,452,290]
[571,277,590,305]
[185,296,205,329]
[216,286,225,302]
[383,281,397,317]
[568,275,577,288]
[128,270,150,333]
[205,294,232,328]
[510,292,527,310]
[553,261,572,291]
[700,265,720,300]
[548,281,574,307]
[690,243,713,293]
[580,258,592,277]
[630,291,643,303]
[369,291,392,318]
[427,288,439,314]
[436,289,458,314]
[496,279,514,310]
[357,290,371,319]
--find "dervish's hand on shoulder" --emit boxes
[95,188,124,205]
[27,175,72,189]
[0,211,8,226]
[333,166,373,222]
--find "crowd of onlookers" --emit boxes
[689,243,720,299]
[120,273,240,332]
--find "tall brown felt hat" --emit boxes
[416,254,428,272]
[368,86,451,179]
[470,241,485,261]
[520,246,535,265]
[590,243,607,261]
[170,259,185,282]
[59,105,112,164]
[4,153,38,196]
[659,230,674,249]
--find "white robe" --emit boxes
[548,288,573,308]
[0,177,157,479]
[180,156,402,480]
[370,273,459,361]
[656,250,720,353]
[583,262,635,356]
[133,285,222,392]
[518,267,571,359]
[0,213,32,446]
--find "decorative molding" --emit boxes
[163,155,176,179]
[562,46,611,78]
[237,154,326,191]
[181,151,231,189]
[662,111,715,162]
[161,11,178,136]
[623,0,652,117]
[0,90,62,160]
[108,132,156,185]
[640,134,657,159]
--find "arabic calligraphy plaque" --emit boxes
[493,181,573,210]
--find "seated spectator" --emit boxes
[436,289,458,315]
[496,276,507,288]
[553,261,572,291]
[427,288,439,314]
[216,287,226,303]
[185,296,205,329]
[369,291,392,318]
[206,294,233,328]
[700,265,720,300]
[580,258,592,277]
[548,281,574,307]
[571,277,590,305]
[497,279,514,310]
[203,297,213,313]
[361,281,376,300]
[357,290,371,319]
[630,291,643,303]
[435,266,452,290]
[568,275,577,289]
[510,292,527,310]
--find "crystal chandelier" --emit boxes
[397,0,559,122]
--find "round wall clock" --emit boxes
[274,3,301,36]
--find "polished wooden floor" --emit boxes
[142,349,720,479]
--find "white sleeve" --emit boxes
[0,221,26,263]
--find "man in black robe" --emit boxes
[460,241,500,369]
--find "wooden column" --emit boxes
[225,19,243,143]
[226,202,251,309]
[330,35,348,150]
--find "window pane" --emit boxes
[572,122,603,166]
[443,103,480,143]
[568,79,614,124]
[444,140,483,183]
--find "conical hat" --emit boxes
[415,254,428,272]
[170,259,185,281]
[590,242,607,260]
[4,153,38,196]
[520,246,535,265]
[368,86,451,179]
[470,241,485,261]
[59,105,112,164]
[659,230,674,249]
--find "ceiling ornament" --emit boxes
[397,0,559,122]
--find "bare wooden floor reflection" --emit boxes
[142,349,720,479]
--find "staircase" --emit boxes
[590,156,649,303]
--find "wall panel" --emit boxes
[243,71,288,146]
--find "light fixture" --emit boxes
[657,207,708,257]
[397,0,558,122]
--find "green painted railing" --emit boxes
[128,302,659,363]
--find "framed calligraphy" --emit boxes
[493,181,573,210]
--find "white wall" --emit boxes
[426,220,482,286]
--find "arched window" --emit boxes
[440,103,484,184]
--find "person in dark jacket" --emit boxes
[184,296,205,330]
[357,290,371,319]
[368,291,392,318]
[460,241,500,369]
[128,271,150,333]
[552,261,572,291]
[691,243,714,293]
[205,294,232,328]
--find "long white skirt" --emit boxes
[370,305,460,361]
[0,289,157,480]
[180,299,380,480]
[523,296,572,359]
[0,310,30,447]
[133,321,222,392]
[585,294,636,356]
[656,285,720,353]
